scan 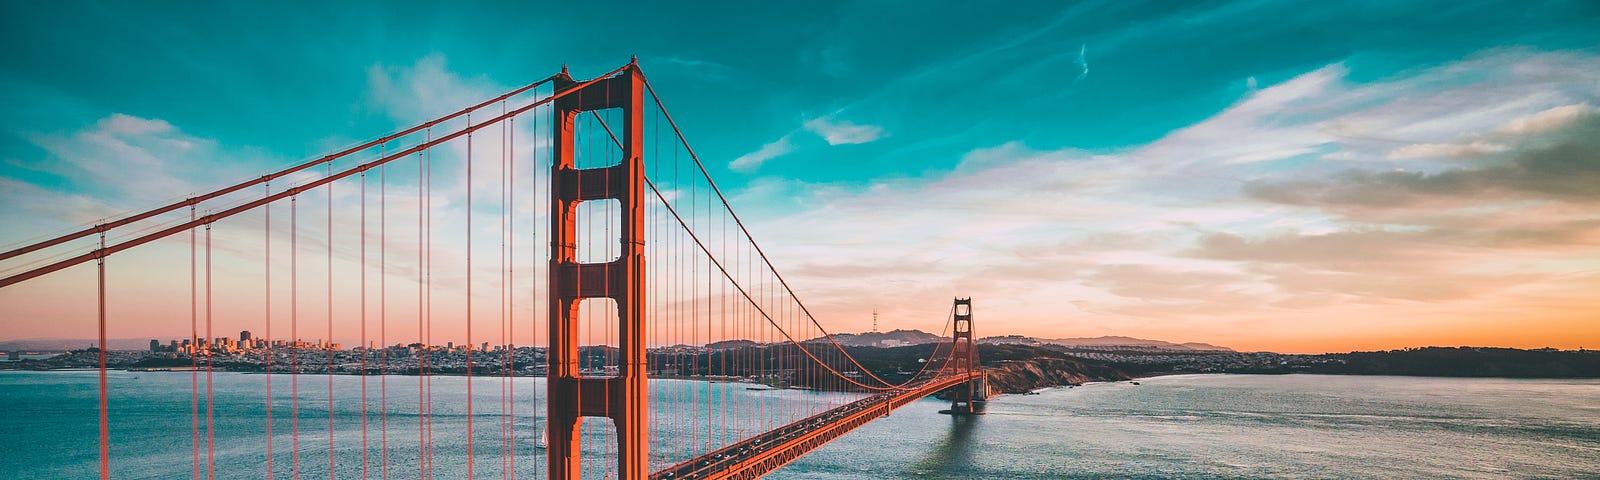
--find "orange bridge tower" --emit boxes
[547,62,649,479]
[944,297,987,415]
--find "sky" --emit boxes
[1,1,1598,353]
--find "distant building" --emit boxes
[240,331,252,342]
[150,339,161,352]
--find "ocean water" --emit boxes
[1,371,1595,479]
[784,374,1599,479]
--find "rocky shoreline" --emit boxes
[981,356,1132,395]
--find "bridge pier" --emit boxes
[942,374,987,415]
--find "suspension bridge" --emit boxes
[0,60,988,479]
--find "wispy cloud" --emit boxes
[726,49,1600,351]
[21,113,266,220]
[4,54,556,344]
[729,134,794,172]
[802,117,886,146]
[365,54,502,124]
[1248,104,1600,209]
[1074,43,1089,83]
[728,116,885,174]
[652,56,737,82]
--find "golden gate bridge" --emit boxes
[0,59,987,479]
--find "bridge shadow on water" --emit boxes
[905,414,981,478]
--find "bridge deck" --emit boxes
[651,371,983,480]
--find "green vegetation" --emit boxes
[1322,347,1600,378]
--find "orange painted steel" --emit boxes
[649,369,985,480]
[650,299,983,480]
[547,62,649,480]
[948,297,987,415]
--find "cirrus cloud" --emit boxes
[803,117,886,146]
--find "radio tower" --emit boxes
[873,309,879,332]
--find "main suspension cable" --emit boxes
[637,75,933,389]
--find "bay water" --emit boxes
[1,371,1594,478]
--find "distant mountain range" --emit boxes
[805,329,944,348]
[0,337,153,351]
[705,339,760,350]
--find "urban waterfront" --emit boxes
[2,371,1594,479]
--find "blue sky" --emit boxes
[3,1,1599,352]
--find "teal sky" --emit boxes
[6,1,1593,187]
[3,1,1599,352]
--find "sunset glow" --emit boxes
[3,2,1597,354]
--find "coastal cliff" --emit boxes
[824,343,1133,395]
[981,356,1131,394]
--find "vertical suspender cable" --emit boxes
[191,206,200,480]
[97,230,109,480]
[361,167,370,480]
[265,181,274,479]
[205,221,215,480]
[719,173,728,442]
[424,128,434,480]
[531,98,542,480]
[292,194,301,480]
[466,113,476,479]
[416,144,426,480]
[501,103,512,480]
[327,161,336,479]
[380,159,390,480]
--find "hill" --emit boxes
[0,337,151,351]
[829,343,1131,394]
[811,329,943,347]
[1097,346,1600,378]
[1320,347,1600,378]
[980,334,1234,352]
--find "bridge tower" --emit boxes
[945,297,987,415]
[547,61,648,479]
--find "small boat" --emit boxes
[1130,381,1141,385]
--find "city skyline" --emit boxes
[3,2,1599,353]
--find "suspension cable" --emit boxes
[639,78,937,389]
[590,110,955,391]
